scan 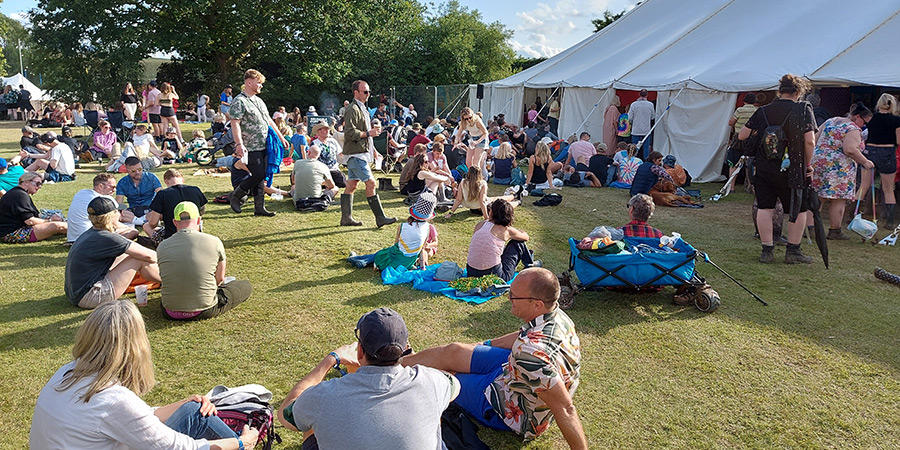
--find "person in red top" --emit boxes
[621,193,663,238]
[406,124,431,157]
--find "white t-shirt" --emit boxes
[51,143,76,175]
[133,133,154,158]
[30,361,209,450]
[627,99,656,136]
[398,221,430,257]
[67,189,106,242]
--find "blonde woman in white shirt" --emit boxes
[30,300,259,450]
[454,107,489,169]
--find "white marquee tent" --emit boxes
[470,0,900,182]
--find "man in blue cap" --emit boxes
[278,307,459,449]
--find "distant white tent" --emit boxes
[2,73,50,101]
[471,0,900,182]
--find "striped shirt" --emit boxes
[732,104,758,132]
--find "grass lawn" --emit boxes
[1,121,898,448]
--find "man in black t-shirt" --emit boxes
[19,126,49,167]
[738,75,817,265]
[142,168,208,245]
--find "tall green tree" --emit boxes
[29,0,148,103]
[0,15,26,76]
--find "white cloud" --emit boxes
[508,0,635,58]
[8,12,29,26]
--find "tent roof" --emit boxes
[490,0,900,91]
[2,73,50,100]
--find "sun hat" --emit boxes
[312,122,331,135]
[409,190,437,221]
[432,124,444,133]
[389,119,399,126]
[356,307,409,362]
[308,106,316,112]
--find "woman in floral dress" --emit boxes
[811,103,874,239]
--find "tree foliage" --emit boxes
[29,0,147,103]
[26,0,516,108]
[592,9,626,33]
[0,15,27,76]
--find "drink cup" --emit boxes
[135,285,149,306]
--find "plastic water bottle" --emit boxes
[660,232,682,248]
[271,193,283,201]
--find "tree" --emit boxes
[0,15,27,76]
[592,9,626,33]
[29,0,148,103]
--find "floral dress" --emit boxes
[811,118,860,200]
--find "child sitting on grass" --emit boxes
[160,128,183,162]
[348,191,438,271]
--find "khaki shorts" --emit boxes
[78,276,116,309]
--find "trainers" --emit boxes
[784,245,813,264]
[826,228,850,240]
[759,245,774,264]
[526,260,543,268]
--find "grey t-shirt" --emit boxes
[64,228,132,304]
[291,364,453,449]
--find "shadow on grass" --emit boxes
[0,295,85,351]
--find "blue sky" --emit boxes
[3,0,637,58]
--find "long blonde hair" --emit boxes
[533,142,551,166]
[461,165,484,201]
[495,142,515,160]
[876,93,899,115]
[57,301,155,402]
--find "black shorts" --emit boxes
[726,145,743,167]
[753,170,807,212]
[159,106,176,118]
[865,145,897,174]
[149,113,162,123]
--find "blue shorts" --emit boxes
[45,169,75,183]
[452,345,511,431]
[865,145,897,175]
[346,156,373,182]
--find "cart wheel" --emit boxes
[694,287,720,313]
[557,272,576,310]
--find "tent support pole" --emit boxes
[442,86,469,119]
[571,86,613,138]
[532,85,561,122]
[636,84,687,152]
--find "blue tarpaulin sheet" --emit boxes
[381,264,513,304]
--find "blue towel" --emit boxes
[381,264,514,304]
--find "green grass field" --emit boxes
[1,121,898,449]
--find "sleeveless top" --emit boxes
[530,159,549,184]
[467,222,505,270]
[459,179,487,209]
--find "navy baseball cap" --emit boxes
[355,308,409,362]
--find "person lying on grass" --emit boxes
[347,190,437,271]
[395,267,587,449]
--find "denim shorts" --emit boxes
[346,156,373,182]
[865,145,897,174]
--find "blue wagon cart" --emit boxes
[560,237,721,312]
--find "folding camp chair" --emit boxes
[373,132,402,174]
[72,112,91,137]
[84,110,100,136]
[106,111,134,143]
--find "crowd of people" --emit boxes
[3,71,899,449]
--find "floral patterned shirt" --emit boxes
[486,308,581,440]
[229,93,270,152]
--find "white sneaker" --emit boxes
[44,180,55,185]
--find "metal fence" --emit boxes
[371,84,470,123]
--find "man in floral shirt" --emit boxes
[401,267,587,448]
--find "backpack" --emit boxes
[760,104,796,161]
[509,167,525,186]
[207,384,282,450]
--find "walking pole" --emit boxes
[699,252,768,306]
[711,156,745,201]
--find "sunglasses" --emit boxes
[32,180,43,187]
[358,90,370,94]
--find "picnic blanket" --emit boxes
[381,263,515,304]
